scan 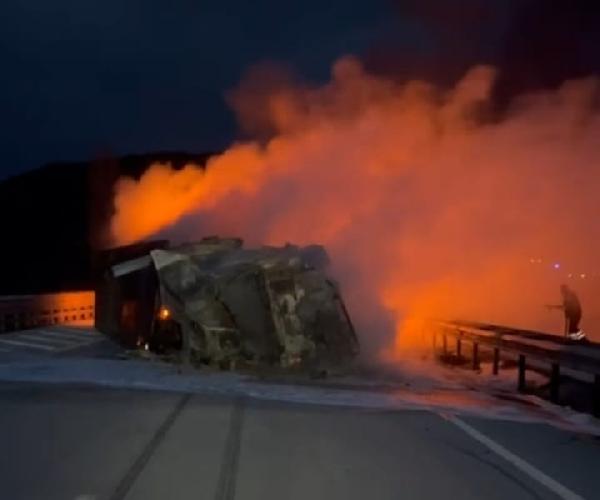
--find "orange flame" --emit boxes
[158,306,171,321]
[110,57,600,356]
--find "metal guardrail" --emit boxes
[0,291,95,333]
[432,320,600,417]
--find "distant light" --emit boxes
[580,273,587,279]
[553,263,560,269]
[568,273,573,278]
[144,343,149,351]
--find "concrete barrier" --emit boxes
[0,291,94,333]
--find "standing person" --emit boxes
[547,285,585,340]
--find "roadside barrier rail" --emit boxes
[433,319,600,416]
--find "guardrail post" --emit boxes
[518,355,526,392]
[472,342,479,370]
[456,338,462,358]
[442,334,447,355]
[594,375,600,418]
[550,363,560,403]
[492,348,500,375]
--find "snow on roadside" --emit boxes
[0,356,598,435]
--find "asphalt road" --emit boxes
[0,325,119,362]
[1,382,599,500]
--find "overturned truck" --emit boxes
[96,237,359,370]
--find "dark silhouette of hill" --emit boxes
[0,152,212,295]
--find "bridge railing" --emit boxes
[432,320,600,417]
[0,291,95,333]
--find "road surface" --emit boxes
[1,381,599,500]
[0,326,599,499]
[0,324,119,361]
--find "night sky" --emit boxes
[1,0,598,179]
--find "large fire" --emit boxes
[110,57,600,357]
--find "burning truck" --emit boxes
[95,237,359,370]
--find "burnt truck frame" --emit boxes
[95,238,359,369]
[94,240,181,350]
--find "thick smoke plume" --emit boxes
[111,57,600,356]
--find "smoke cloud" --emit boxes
[111,56,600,356]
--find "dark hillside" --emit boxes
[0,152,212,294]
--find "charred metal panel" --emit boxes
[94,240,167,347]
[150,238,358,369]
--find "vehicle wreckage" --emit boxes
[96,237,359,370]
